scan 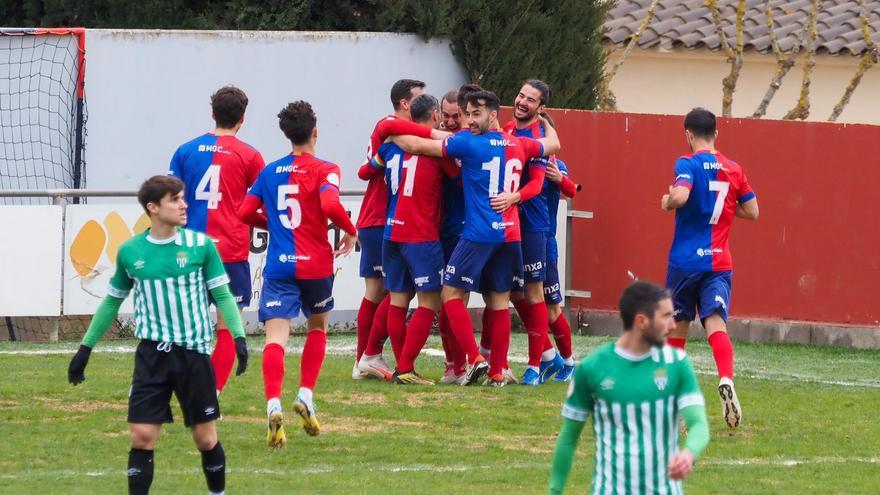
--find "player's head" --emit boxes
[390,79,426,118]
[278,100,317,147]
[465,90,501,135]
[683,107,717,150]
[514,79,550,123]
[441,89,461,132]
[138,175,187,226]
[457,83,482,114]
[619,281,675,347]
[211,85,248,130]
[410,94,440,129]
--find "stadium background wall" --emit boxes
[549,110,879,328]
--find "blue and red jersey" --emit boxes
[440,130,469,240]
[544,158,571,260]
[503,120,551,232]
[441,130,544,244]
[245,153,344,280]
[373,141,458,242]
[355,115,433,230]
[669,149,755,272]
[168,133,265,262]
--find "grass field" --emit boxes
[1,334,878,494]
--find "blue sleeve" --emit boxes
[557,159,570,176]
[168,146,184,179]
[247,170,265,200]
[442,133,470,160]
[673,157,694,189]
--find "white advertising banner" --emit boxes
[0,206,63,316]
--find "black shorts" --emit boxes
[128,340,220,427]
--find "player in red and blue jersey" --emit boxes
[661,107,758,429]
[168,86,265,395]
[391,90,560,386]
[365,94,459,385]
[238,101,357,448]
[353,79,446,382]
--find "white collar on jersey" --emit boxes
[146,230,181,245]
[613,345,652,362]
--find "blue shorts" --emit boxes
[258,276,334,322]
[665,267,732,322]
[441,234,461,264]
[543,257,563,305]
[521,230,547,283]
[382,240,444,293]
[358,227,384,279]
[444,240,524,293]
[208,261,252,308]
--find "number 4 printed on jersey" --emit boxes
[195,165,223,209]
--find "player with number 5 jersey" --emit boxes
[661,108,759,429]
[390,90,559,387]
[168,86,265,396]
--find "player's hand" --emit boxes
[68,344,92,385]
[234,337,248,376]
[661,186,673,210]
[668,449,694,480]
[490,191,521,212]
[545,160,563,184]
[334,232,358,257]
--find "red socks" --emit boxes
[439,309,466,373]
[396,307,436,373]
[387,305,408,362]
[479,308,492,353]
[707,332,735,379]
[442,299,480,364]
[667,337,687,350]
[356,298,379,361]
[300,330,326,390]
[364,295,390,356]
[488,309,511,377]
[525,302,549,367]
[211,328,235,392]
[549,314,573,360]
[262,343,285,400]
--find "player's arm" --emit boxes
[378,118,450,141]
[68,253,134,385]
[167,146,184,178]
[546,159,581,198]
[735,175,759,220]
[490,159,546,213]
[204,241,249,375]
[238,171,269,229]
[319,167,358,256]
[536,116,561,156]
[548,365,594,495]
[440,158,460,178]
[662,158,694,210]
[390,135,444,158]
[668,356,710,480]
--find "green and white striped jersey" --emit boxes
[108,228,229,354]
[563,342,704,495]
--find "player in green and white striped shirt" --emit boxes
[548,281,710,495]
[67,175,249,495]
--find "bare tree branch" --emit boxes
[598,0,662,111]
[783,0,822,120]
[708,0,746,117]
[828,0,879,121]
[752,0,807,118]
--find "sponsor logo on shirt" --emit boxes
[134,260,145,270]
[491,221,515,230]
[387,218,405,226]
[676,174,691,180]
[696,247,723,257]
[275,164,299,174]
[198,144,227,154]
[600,377,615,390]
[654,368,668,391]
[489,139,513,146]
[278,254,311,263]
[702,162,727,171]
[265,300,282,308]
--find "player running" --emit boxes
[238,101,357,448]
[391,90,560,386]
[168,85,264,396]
[548,281,710,494]
[68,175,249,495]
[371,94,458,385]
[661,107,758,428]
[355,79,446,381]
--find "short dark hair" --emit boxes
[410,94,439,123]
[684,107,716,139]
[278,100,317,145]
[466,90,501,112]
[138,175,183,213]
[457,83,482,109]
[523,79,551,106]
[442,89,458,105]
[619,281,671,330]
[211,86,248,129]
[390,79,426,111]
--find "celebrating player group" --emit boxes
[64,76,758,494]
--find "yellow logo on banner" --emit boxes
[69,212,150,276]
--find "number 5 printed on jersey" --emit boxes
[278,184,302,229]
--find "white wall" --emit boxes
[84,29,467,191]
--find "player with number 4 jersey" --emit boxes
[661,108,758,429]
[168,86,265,396]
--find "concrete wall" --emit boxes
[606,48,880,125]
[84,29,467,191]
